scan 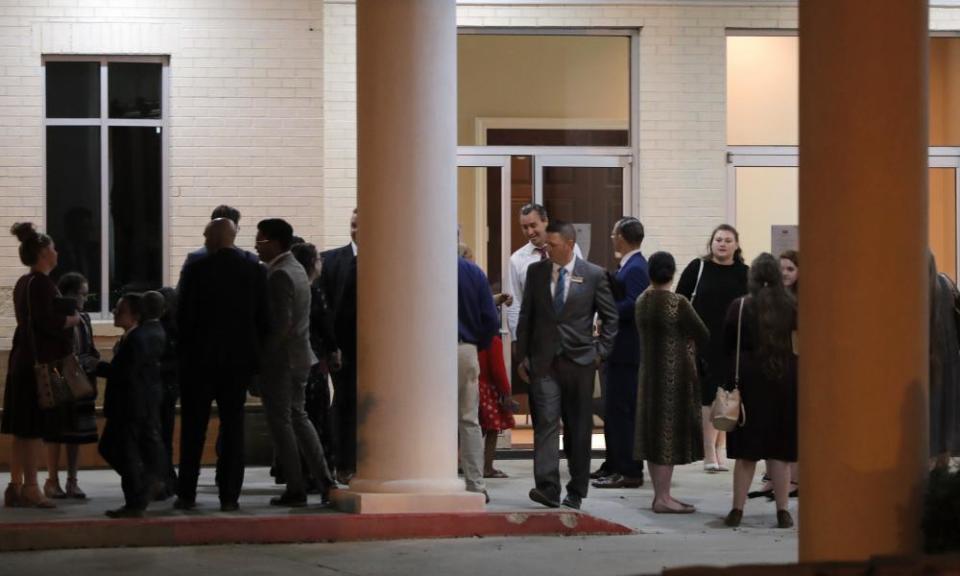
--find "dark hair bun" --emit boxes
[10,222,38,243]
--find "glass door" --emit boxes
[534,155,631,270]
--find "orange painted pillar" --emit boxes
[798,0,929,561]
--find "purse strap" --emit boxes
[734,296,745,387]
[690,259,705,305]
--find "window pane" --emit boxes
[108,63,162,119]
[542,166,623,271]
[45,62,100,119]
[734,167,799,263]
[109,127,162,307]
[726,36,799,146]
[47,126,102,313]
[457,166,503,290]
[458,35,630,146]
[930,168,957,281]
[931,38,960,146]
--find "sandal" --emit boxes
[4,483,21,507]
[484,469,509,479]
[65,478,87,499]
[19,484,56,509]
[44,478,67,499]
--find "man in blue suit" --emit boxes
[593,217,649,489]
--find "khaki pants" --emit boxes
[458,343,485,493]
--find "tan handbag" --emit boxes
[711,297,746,432]
[27,277,93,409]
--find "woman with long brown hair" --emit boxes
[723,253,798,529]
[2,223,81,508]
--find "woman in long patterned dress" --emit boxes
[634,251,709,513]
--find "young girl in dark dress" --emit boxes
[675,224,749,472]
[42,273,99,500]
[2,223,81,508]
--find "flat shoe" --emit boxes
[528,488,560,509]
[652,503,695,514]
[724,508,743,527]
[44,479,66,499]
[777,509,794,529]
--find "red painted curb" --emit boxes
[0,511,634,551]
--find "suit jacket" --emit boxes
[609,252,650,365]
[99,321,166,422]
[516,257,619,378]
[263,252,318,379]
[319,244,354,314]
[179,245,259,288]
[177,246,269,378]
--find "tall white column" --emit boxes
[798,0,929,560]
[332,0,484,514]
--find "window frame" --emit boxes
[42,55,170,319]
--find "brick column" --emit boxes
[331,0,484,514]
[798,0,929,561]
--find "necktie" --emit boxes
[535,247,548,261]
[553,267,567,314]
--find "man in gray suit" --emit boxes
[516,221,618,510]
[255,218,335,507]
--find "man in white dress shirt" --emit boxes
[506,204,582,341]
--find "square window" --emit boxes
[108,63,162,119]
[45,62,100,118]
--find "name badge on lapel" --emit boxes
[570,275,584,284]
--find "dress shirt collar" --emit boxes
[524,241,548,259]
[552,255,576,276]
[268,251,291,269]
[620,248,643,269]
[351,241,357,257]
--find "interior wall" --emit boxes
[930,37,960,146]
[457,34,630,145]
[726,35,799,146]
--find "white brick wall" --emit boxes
[0,0,325,347]
[2,0,960,348]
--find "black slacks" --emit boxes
[177,372,248,505]
[99,416,166,510]
[603,362,644,477]
[329,362,357,474]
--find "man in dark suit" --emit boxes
[179,205,260,275]
[319,208,357,484]
[98,293,168,518]
[593,217,649,490]
[174,218,269,512]
[256,218,336,506]
[516,221,618,510]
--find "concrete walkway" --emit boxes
[0,458,798,575]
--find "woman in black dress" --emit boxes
[723,253,798,529]
[2,223,81,508]
[43,272,99,499]
[675,224,748,472]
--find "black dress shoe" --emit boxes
[589,464,610,480]
[270,492,308,507]
[528,488,560,508]
[173,497,196,510]
[220,501,239,512]
[105,506,145,519]
[748,489,773,500]
[592,474,644,489]
[561,495,582,510]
